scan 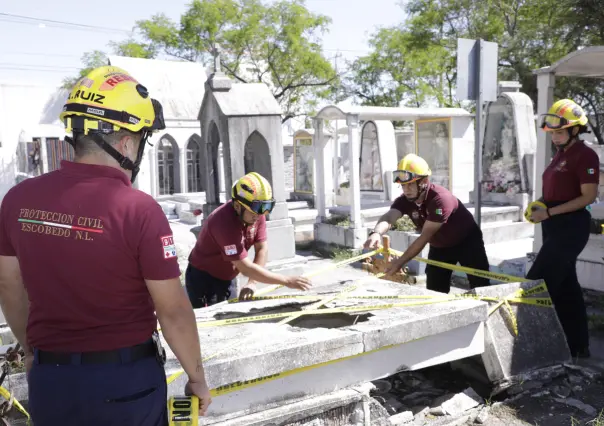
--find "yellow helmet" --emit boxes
[231,172,276,215]
[59,65,166,182]
[540,99,588,132]
[393,153,432,184]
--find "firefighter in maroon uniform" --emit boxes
[186,172,311,307]
[364,154,491,293]
[526,99,599,359]
[0,66,211,425]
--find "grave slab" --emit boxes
[469,280,571,384]
[164,278,489,419]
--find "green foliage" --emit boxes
[392,215,416,232]
[70,0,337,122]
[61,50,108,90]
[346,0,604,143]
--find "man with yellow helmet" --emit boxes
[186,172,311,307]
[364,153,490,293]
[0,66,211,425]
[525,99,599,359]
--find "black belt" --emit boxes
[36,340,156,365]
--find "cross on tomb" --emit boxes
[212,44,221,73]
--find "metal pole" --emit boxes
[473,39,483,228]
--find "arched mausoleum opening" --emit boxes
[156,134,181,196]
[359,121,383,192]
[244,131,273,185]
[482,96,522,195]
[186,135,204,193]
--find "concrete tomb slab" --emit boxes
[164,278,489,419]
[469,279,571,384]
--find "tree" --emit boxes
[103,0,338,123]
[61,50,108,89]
[347,0,604,143]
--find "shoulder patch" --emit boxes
[224,244,238,256]
[435,208,443,215]
[588,168,595,175]
[161,235,177,259]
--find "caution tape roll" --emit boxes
[524,200,547,224]
[168,395,199,426]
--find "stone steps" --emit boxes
[480,221,534,245]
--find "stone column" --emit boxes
[347,114,362,228]
[39,137,48,174]
[332,123,340,199]
[313,118,326,220]
[532,72,555,254]
[148,148,157,198]
[217,143,225,193]
[179,145,187,194]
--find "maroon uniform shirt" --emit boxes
[542,141,600,202]
[188,200,267,281]
[391,183,477,248]
[0,161,180,352]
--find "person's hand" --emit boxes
[185,379,212,417]
[364,232,381,250]
[385,258,406,277]
[238,283,256,301]
[530,207,549,223]
[284,276,312,291]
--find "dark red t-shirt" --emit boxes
[391,183,477,248]
[0,161,180,352]
[188,200,267,281]
[542,141,600,202]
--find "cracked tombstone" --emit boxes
[469,280,571,383]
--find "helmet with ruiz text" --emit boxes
[59,65,166,183]
[231,172,276,215]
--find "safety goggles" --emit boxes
[238,198,276,215]
[539,114,572,130]
[393,170,423,184]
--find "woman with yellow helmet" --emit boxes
[186,172,311,307]
[365,153,491,293]
[526,99,600,359]
[0,66,211,424]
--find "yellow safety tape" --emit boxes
[166,271,379,385]
[166,245,551,401]
[387,247,530,284]
[0,385,30,420]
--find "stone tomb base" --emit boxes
[164,279,488,421]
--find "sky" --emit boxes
[0,0,407,88]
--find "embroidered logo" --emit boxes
[588,168,595,175]
[555,160,567,172]
[435,208,443,215]
[161,235,177,259]
[412,211,420,219]
[224,244,238,256]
